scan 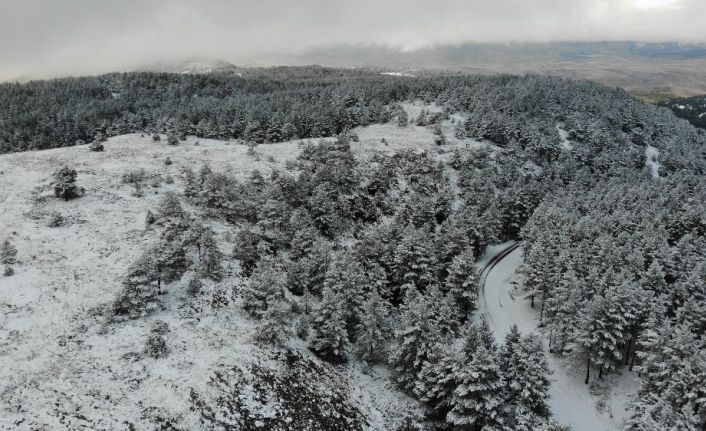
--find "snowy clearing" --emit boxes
[645,144,661,178]
[556,123,574,150]
[1,103,487,429]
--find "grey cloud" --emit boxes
[0,0,704,80]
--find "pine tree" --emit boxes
[578,283,628,383]
[0,238,18,265]
[310,286,349,363]
[397,107,409,127]
[254,291,291,346]
[447,343,505,430]
[394,225,437,294]
[156,192,186,225]
[183,166,199,199]
[52,166,82,200]
[509,334,552,417]
[415,341,459,417]
[390,289,438,392]
[355,289,389,363]
[233,228,261,277]
[461,320,496,359]
[545,269,582,352]
[199,163,212,184]
[426,284,459,337]
[242,257,287,319]
[444,247,479,321]
[198,228,224,281]
[499,324,522,372]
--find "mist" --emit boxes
[1,0,705,80]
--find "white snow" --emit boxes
[0,124,456,429]
[476,244,639,431]
[380,71,415,78]
[344,361,425,430]
[645,144,661,178]
[556,123,574,150]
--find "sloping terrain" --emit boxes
[0,113,461,430]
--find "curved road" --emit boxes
[477,243,619,431]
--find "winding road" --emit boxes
[477,243,621,431]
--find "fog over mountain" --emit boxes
[2,0,706,81]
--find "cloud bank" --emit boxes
[1,0,704,80]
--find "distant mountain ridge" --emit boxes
[139,58,242,75]
[280,41,706,96]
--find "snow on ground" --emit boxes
[380,72,416,78]
[556,123,574,150]
[0,127,443,429]
[476,244,639,431]
[344,361,425,430]
[645,144,661,178]
[0,103,502,429]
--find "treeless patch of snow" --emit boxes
[556,123,574,150]
[645,144,661,178]
[0,125,445,429]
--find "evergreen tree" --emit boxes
[390,289,438,392]
[415,341,459,417]
[447,344,505,430]
[156,192,186,226]
[355,289,389,363]
[183,166,199,199]
[0,238,17,265]
[578,284,628,383]
[394,225,437,294]
[397,107,409,127]
[233,228,261,277]
[499,324,522,372]
[310,286,349,363]
[508,334,552,417]
[254,291,291,346]
[324,252,370,340]
[242,257,287,319]
[52,166,82,200]
[426,284,459,337]
[198,228,224,281]
[444,247,479,321]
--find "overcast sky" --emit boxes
[1,0,705,80]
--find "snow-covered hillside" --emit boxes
[0,107,488,430]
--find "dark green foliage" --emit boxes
[242,257,288,319]
[51,167,82,200]
[0,67,408,153]
[233,229,262,277]
[187,277,202,297]
[144,333,169,359]
[0,238,18,265]
[198,228,224,281]
[121,168,146,184]
[88,140,104,151]
[167,133,179,146]
[46,211,64,228]
[310,286,349,363]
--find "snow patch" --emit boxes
[380,71,415,78]
[645,145,661,178]
[556,123,574,150]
